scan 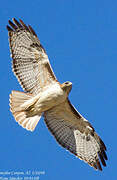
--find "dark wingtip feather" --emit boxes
[102,150,108,160]
[100,138,107,151]
[28,25,37,37]
[19,19,29,31]
[8,20,18,30]
[13,18,22,28]
[6,25,13,31]
[99,152,106,167]
[96,160,102,171]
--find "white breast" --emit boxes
[35,83,67,112]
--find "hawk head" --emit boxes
[61,81,72,94]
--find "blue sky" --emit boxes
[0,0,116,179]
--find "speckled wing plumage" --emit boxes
[44,99,107,171]
[7,18,107,170]
[7,18,57,95]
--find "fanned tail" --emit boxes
[10,91,41,131]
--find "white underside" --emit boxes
[10,83,67,131]
[22,83,67,113]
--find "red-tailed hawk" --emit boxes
[7,18,107,171]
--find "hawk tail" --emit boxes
[9,91,41,131]
[10,90,33,112]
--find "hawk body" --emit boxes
[7,18,107,171]
[20,82,70,114]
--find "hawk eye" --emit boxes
[65,82,69,85]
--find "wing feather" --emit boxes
[7,18,57,94]
[44,99,107,171]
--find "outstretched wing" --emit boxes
[7,18,57,95]
[44,99,107,171]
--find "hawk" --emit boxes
[7,18,107,171]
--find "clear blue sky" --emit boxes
[0,0,116,179]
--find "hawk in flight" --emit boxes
[7,18,107,171]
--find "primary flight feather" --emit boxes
[7,18,107,171]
